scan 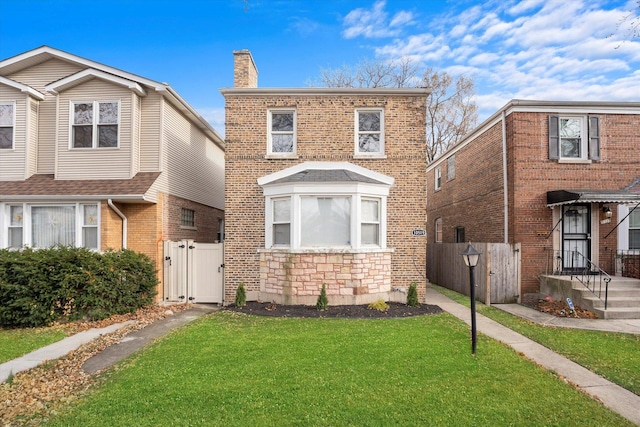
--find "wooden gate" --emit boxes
[427,242,521,304]
[163,240,224,304]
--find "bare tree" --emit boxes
[611,0,640,46]
[310,58,477,162]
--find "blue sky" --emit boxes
[1,0,638,135]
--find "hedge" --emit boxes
[0,247,158,328]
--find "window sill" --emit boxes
[265,154,298,160]
[259,247,394,254]
[180,225,197,231]
[558,158,592,164]
[353,154,387,160]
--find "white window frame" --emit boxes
[435,167,442,190]
[354,108,385,157]
[558,116,587,160]
[1,202,100,250]
[69,100,120,149]
[630,208,640,250]
[0,101,15,150]
[267,108,296,157]
[271,197,292,247]
[361,197,381,246]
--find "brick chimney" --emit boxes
[233,49,258,88]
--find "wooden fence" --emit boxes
[427,242,521,304]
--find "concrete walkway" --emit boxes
[426,287,640,425]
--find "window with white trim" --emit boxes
[268,109,296,155]
[549,115,600,161]
[72,101,119,148]
[301,197,351,246]
[361,198,380,246]
[2,203,100,250]
[447,155,455,181]
[630,209,640,250]
[272,198,291,246]
[435,218,442,243]
[435,167,442,190]
[0,102,15,150]
[355,108,384,155]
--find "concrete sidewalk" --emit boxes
[427,287,640,425]
[0,305,217,383]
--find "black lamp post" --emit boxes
[461,243,481,355]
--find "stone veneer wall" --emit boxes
[259,250,395,305]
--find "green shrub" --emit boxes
[0,247,157,328]
[235,283,246,307]
[367,300,389,312]
[316,284,328,311]
[407,282,419,307]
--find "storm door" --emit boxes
[562,204,591,270]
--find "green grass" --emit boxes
[433,284,640,395]
[0,327,67,364]
[46,311,631,426]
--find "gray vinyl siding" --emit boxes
[139,92,162,172]
[159,100,224,209]
[0,87,26,180]
[8,59,83,174]
[56,79,133,180]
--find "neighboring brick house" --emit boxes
[221,50,429,305]
[426,100,640,305]
[0,46,225,300]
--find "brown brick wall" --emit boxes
[427,111,640,304]
[163,193,224,243]
[224,93,427,305]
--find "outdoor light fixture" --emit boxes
[460,243,481,355]
[602,206,612,219]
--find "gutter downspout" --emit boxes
[501,111,509,244]
[108,199,127,249]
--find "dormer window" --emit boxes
[0,102,14,149]
[71,101,119,148]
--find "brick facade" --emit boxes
[427,105,640,305]
[223,51,428,306]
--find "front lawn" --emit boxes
[433,285,640,395]
[0,328,67,364]
[46,311,631,426]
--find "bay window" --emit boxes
[361,198,380,246]
[301,197,351,247]
[272,198,291,246]
[2,203,100,249]
[72,101,119,148]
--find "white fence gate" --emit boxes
[163,240,224,304]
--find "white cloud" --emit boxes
[342,0,414,39]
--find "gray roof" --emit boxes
[269,169,384,185]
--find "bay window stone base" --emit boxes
[259,249,395,305]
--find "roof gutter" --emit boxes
[108,199,127,249]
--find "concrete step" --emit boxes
[591,306,640,320]
[586,296,640,309]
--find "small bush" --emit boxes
[235,283,246,307]
[316,284,328,311]
[407,282,420,307]
[368,300,389,312]
[0,247,157,328]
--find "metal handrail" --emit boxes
[547,250,610,310]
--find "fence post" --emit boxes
[485,243,491,306]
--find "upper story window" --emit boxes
[447,155,455,181]
[435,218,442,243]
[630,209,640,250]
[72,101,119,149]
[268,109,296,155]
[0,102,15,150]
[355,108,384,156]
[435,167,442,190]
[549,115,599,161]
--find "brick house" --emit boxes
[221,50,429,305]
[0,46,225,300]
[426,100,640,305]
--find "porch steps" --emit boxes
[540,275,640,319]
[573,277,640,319]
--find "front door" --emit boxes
[562,204,591,270]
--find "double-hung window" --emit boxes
[630,209,640,250]
[2,203,100,250]
[72,101,119,148]
[549,115,600,161]
[435,167,442,190]
[361,198,380,246]
[0,102,15,150]
[272,198,291,246]
[447,155,455,181]
[435,218,443,243]
[355,108,384,155]
[268,109,296,155]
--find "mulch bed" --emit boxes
[225,301,443,318]
[534,298,599,319]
